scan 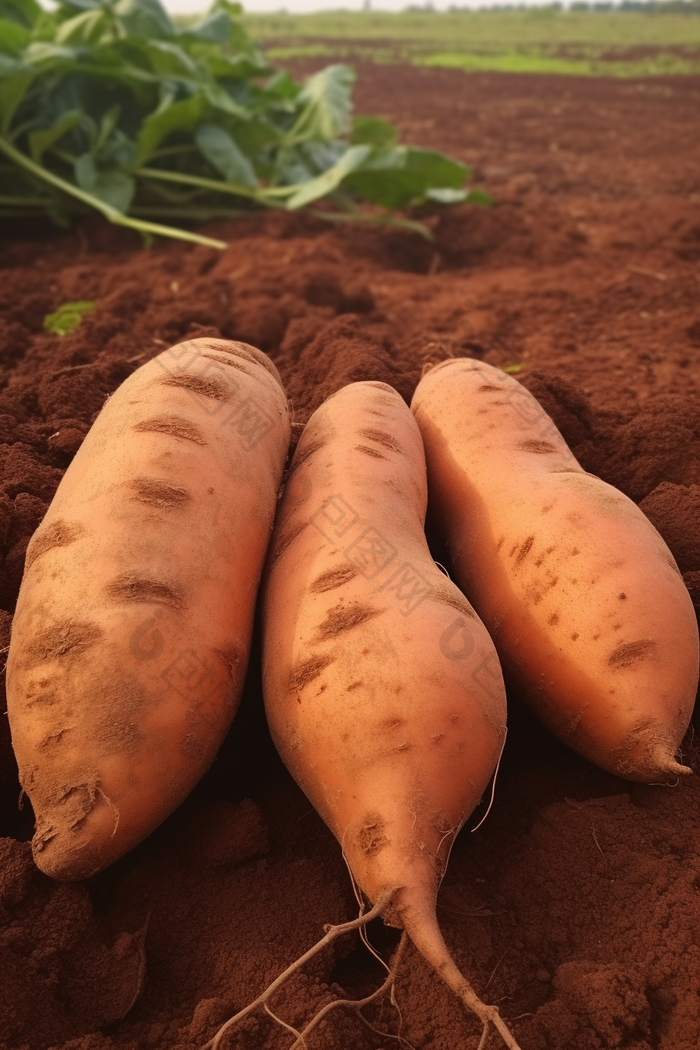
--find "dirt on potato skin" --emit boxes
[1,63,700,1050]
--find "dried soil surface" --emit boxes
[1,65,700,1050]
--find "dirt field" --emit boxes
[1,63,700,1050]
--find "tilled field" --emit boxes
[1,63,700,1050]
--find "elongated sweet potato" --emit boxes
[262,381,519,1047]
[7,338,290,880]
[412,358,699,782]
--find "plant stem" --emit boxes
[0,137,228,249]
[136,165,263,199]
[0,194,56,207]
[311,208,433,240]
[130,204,249,220]
[136,165,297,200]
[150,144,201,160]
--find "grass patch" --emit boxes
[418,48,700,76]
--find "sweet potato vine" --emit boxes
[0,0,484,247]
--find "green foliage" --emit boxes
[418,47,700,77]
[344,147,468,209]
[0,0,477,247]
[43,300,96,335]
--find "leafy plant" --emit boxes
[43,299,96,335]
[0,0,481,247]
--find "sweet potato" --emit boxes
[261,381,519,1047]
[7,337,290,880]
[411,358,699,782]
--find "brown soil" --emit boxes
[1,64,700,1050]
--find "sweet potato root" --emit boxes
[261,381,520,1048]
[412,358,699,782]
[7,338,290,880]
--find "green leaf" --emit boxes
[0,0,41,30]
[129,39,198,78]
[197,47,268,81]
[344,146,469,209]
[0,50,30,71]
[286,143,371,210]
[28,108,82,162]
[54,8,111,46]
[231,116,281,162]
[75,152,134,211]
[0,18,30,55]
[180,9,232,44]
[290,64,354,143]
[195,123,256,187]
[263,70,298,101]
[57,0,105,12]
[210,0,243,15]
[0,0,475,248]
[0,130,227,248]
[425,187,469,204]
[403,148,469,187]
[222,17,262,56]
[135,92,204,165]
[111,0,175,40]
[201,80,250,120]
[301,139,345,173]
[463,187,493,207]
[23,41,86,66]
[0,63,33,136]
[43,299,96,336]
[272,144,312,187]
[340,171,420,209]
[351,115,397,150]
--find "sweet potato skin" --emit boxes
[262,381,506,916]
[411,358,699,782]
[7,338,290,880]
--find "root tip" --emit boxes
[32,834,104,881]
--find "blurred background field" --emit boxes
[236,6,700,76]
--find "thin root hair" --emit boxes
[388,949,418,1050]
[202,887,400,1050]
[264,1002,308,1049]
[341,843,392,975]
[477,1023,491,1050]
[483,947,511,993]
[288,934,410,1050]
[96,784,120,839]
[472,727,507,834]
[436,822,461,866]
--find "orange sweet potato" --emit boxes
[7,338,290,879]
[412,358,699,782]
[262,381,518,1047]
